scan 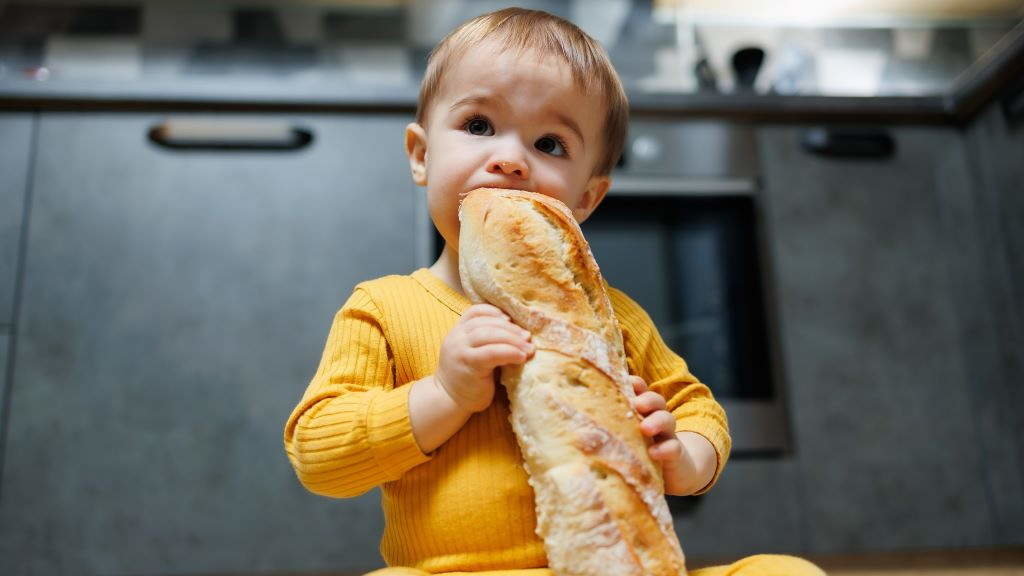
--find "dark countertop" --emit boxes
[0,76,952,123]
[1,14,1020,125]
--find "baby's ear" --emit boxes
[405,122,428,186]
[573,175,611,223]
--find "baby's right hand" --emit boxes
[436,304,534,413]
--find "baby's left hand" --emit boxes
[629,375,705,496]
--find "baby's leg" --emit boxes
[440,565,552,569]
[690,554,826,576]
[363,568,432,576]
[360,565,552,569]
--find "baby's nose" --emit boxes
[488,159,529,179]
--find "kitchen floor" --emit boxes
[824,566,1022,575]
[808,547,1024,575]
[687,547,1024,575]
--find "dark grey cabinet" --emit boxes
[0,112,32,327]
[0,112,418,574]
[0,332,7,412]
[757,126,996,554]
[957,105,1024,546]
[675,459,805,560]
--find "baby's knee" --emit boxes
[739,554,826,576]
[362,568,432,576]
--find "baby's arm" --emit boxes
[285,288,432,498]
[631,375,718,496]
[608,286,732,496]
[408,303,534,452]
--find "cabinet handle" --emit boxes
[800,127,895,159]
[148,119,313,151]
[610,175,756,196]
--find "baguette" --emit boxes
[458,188,687,576]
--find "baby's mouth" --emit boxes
[466,185,531,195]
[459,186,516,207]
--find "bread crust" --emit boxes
[458,188,687,576]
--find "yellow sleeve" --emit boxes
[283,287,431,498]
[608,287,731,495]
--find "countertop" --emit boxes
[0,3,1021,124]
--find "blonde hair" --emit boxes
[415,7,628,176]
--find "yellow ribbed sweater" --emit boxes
[284,268,731,573]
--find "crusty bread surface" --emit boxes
[458,188,687,576]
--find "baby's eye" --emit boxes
[535,136,567,157]
[465,117,494,136]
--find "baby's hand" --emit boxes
[630,376,699,495]
[436,304,534,413]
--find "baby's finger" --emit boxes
[640,410,676,438]
[465,315,531,338]
[465,322,533,351]
[462,303,510,321]
[648,437,683,462]
[630,375,647,395]
[632,390,667,415]
[467,343,532,368]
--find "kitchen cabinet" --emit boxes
[757,125,995,554]
[0,331,7,421]
[0,112,33,327]
[956,104,1024,546]
[0,112,418,574]
[673,459,805,561]
[0,328,6,450]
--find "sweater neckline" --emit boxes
[412,268,471,316]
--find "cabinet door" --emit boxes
[961,104,1024,545]
[0,331,7,406]
[672,459,805,560]
[0,112,418,575]
[0,112,32,326]
[757,126,992,554]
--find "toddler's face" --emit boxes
[406,40,611,254]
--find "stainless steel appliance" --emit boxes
[587,119,788,455]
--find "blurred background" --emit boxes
[0,0,1022,574]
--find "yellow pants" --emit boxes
[364,554,826,576]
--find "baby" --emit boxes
[285,8,824,576]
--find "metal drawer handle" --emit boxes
[800,127,894,159]
[610,175,756,196]
[148,119,313,151]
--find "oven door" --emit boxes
[583,175,790,456]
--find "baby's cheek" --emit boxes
[426,192,459,246]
